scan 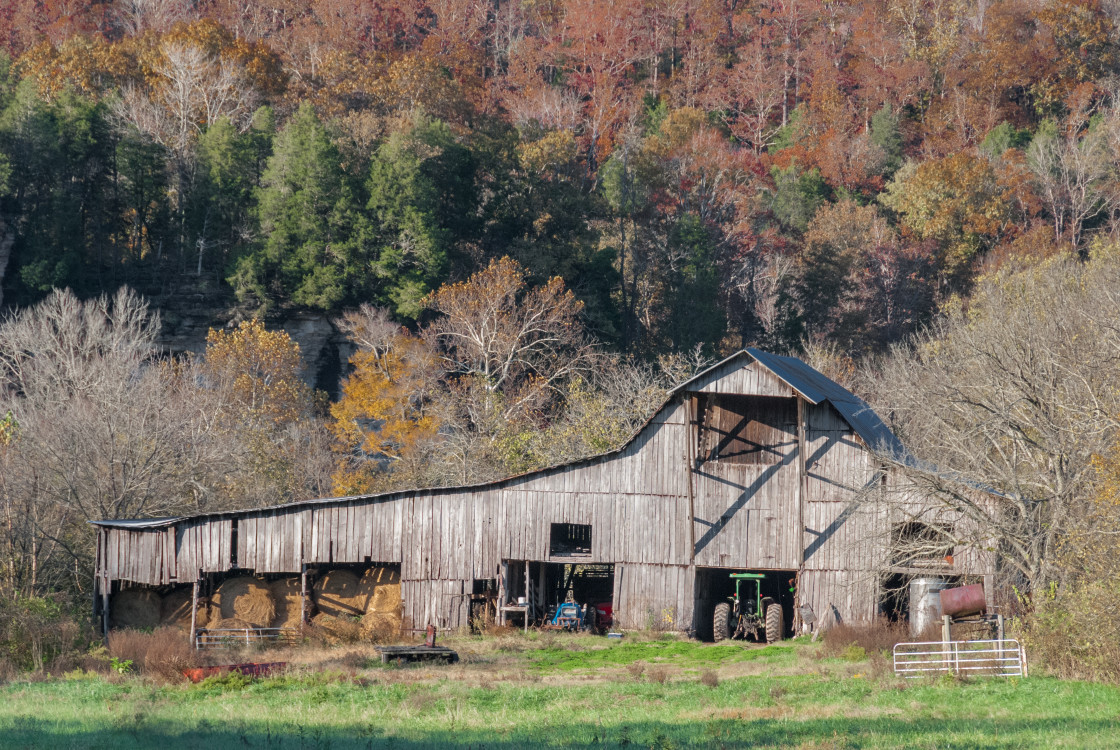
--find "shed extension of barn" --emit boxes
[91,348,993,638]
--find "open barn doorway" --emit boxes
[500,560,615,630]
[694,567,796,642]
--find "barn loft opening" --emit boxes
[890,522,953,569]
[550,523,592,557]
[697,395,797,465]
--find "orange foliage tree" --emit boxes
[328,318,441,495]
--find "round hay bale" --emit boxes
[269,577,304,628]
[159,588,205,630]
[211,617,253,630]
[311,613,362,645]
[110,589,161,630]
[369,583,402,614]
[215,576,275,627]
[359,566,399,589]
[313,570,368,618]
[359,611,400,642]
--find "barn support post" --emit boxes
[92,533,100,631]
[300,563,308,626]
[189,578,200,650]
[686,395,697,563]
[497,562,506,626]
[524,560,530,632]
[794,396,808,634]
[100,577,110,641]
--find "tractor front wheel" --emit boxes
[713,602,732,642]
[765,603,784,643]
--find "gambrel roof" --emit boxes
[93,348,909,529]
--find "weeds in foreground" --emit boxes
[820,619,912,659]
[107,627,198,683]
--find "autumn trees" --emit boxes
[4,0,1120,363]
[329,257,602,490]
[864,248,1120,594]
[0,290,329,596]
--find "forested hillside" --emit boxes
[3,0,1120,682]
[1,0,1117,355]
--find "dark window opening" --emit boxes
[472,578,497,595]
[698,395,797,465]
[890,522,953,568]
[550,523,592,557]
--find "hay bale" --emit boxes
[110,589,161,630]
[359,611,400,642]
[313,570,368,618]
[357,567,401,616]
[369,583,402,614]
[215,576,275,627]
[159,588,210,630]
[359,566,400,590]
[311,613,362,645]
[211,617,253,630]
[269,577,304,628]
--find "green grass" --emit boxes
[524,636,796,671]
[0,638,1117,748]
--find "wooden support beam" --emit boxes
[300,563,308,627]
[795,396,809,635]
[189,577,200,650]
[101,577,110,641]
[685,395,697,563]
[796,396,807,567]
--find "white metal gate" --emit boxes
[893,639,1027,679]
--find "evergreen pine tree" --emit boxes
[231,102,370,310]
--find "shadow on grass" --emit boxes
[4,714,1119,749]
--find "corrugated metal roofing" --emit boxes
[91,348,913,528]
[91,517,181,529]
[745,349,912,462]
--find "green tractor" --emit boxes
[713,573,784,643]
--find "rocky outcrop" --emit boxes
[154,279,353,396]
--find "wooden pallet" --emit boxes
[375,645,459,665]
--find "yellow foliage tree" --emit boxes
[329,333,440,495]
[880,152,1016,281]
[203,319,312,426]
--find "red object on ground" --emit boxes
[940,584,987,618]
[181,662,287,683]
[595,603,613,628]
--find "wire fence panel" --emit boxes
[195,627,301,649]
[893,639,1027,679]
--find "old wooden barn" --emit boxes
[91,348,992,638]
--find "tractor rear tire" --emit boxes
[713,602,731,642]
[765,603,784,643]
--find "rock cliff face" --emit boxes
[153,280,354,397]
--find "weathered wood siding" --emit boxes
[799,569,878,628]
[690,358,795,397]
[614,564,694,631]
[99,527,176,586]
[175,519,233,578]
[798,401,884,625]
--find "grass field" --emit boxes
[0,633,1117,749]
